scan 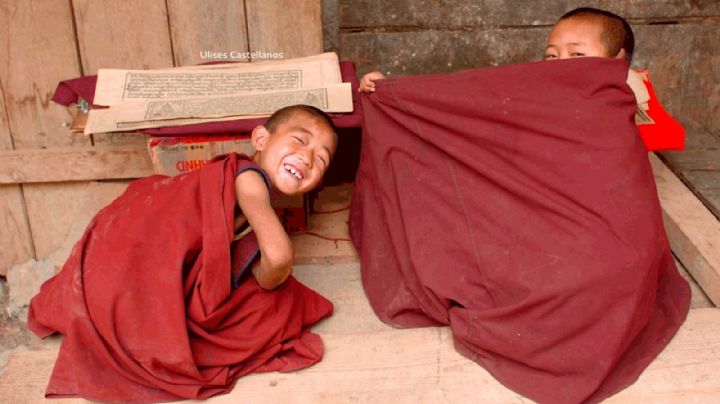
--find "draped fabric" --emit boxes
[349,58,690,403]
[29,154,333,402]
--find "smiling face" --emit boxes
[545,17,622,60]
[252,111,336,196]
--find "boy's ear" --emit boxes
[614,48,628,61]
[251,125,270,151]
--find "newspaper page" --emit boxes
[117,84,352,122]
[173,52,342,83]
[86,52,351,135]
[626,69,650,108]
[626,69,654,125]
[85,83,352,134]
[94,52,342,106]
[95,64,324,106]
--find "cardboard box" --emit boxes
[147,135,308,233]
[148,135,255,176]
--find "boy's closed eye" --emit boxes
[292,135,306,144]
[316,153,328,166]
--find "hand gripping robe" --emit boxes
[349,58,690,403]
[28,153,333,402]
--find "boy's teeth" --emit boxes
[284,164,302,180]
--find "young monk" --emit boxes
[359,7,634,92]
[240,104,337,288]
[544,7,634,61]
[27,104,338,402]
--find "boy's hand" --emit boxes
[359,71,385,93]
[235,170,293,290]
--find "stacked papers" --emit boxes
[85,53,353,135]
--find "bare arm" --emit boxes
[235,170,293,289]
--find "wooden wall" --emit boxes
[0,0,322,275]
[327,0,720,134]
[2,0,718,275]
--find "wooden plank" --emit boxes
[0,85,12,151]
[661,150,720,171]
[651,153,720,306]
[0,78,34,276]
[672,170,720,220]
[293,262,393,334]
[0,146,153,184]
[682,170,720,193]
[688,186,720,220]
[677,125,720,150]
[291,209,356,263]
[245,0,323,60]
[291,183,357,264]
[167,0,249,66]
[23,181,130,259]
[657,126,720,219]
[0,0,87,149]
[0,187,34,276]
[675,256,715,309]
[2,309,718,403]
[72,0,174,147]
[72,0,174,74]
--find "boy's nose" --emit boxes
[298,148,313,167]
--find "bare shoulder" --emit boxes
[235,169,269,200]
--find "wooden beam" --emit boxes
[0,146,153,184]
[651,153,720,306]
[0,0,87,150]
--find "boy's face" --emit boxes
[252,112,336,196]
[545,17,612,60]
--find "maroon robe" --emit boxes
[28,153,333,402]
[349,58,690,403]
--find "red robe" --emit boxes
[350,58,690,403]
[28,153,333,402]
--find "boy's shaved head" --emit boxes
[264,104,337,137]
[560,7,635,62]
